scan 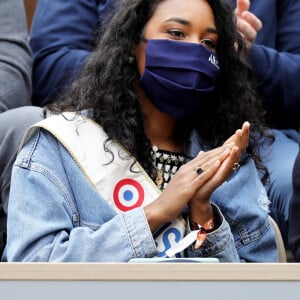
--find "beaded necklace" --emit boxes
[150,145,187,191]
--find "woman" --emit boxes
[3,0,277,262]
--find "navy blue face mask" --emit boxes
[140,39,221,119]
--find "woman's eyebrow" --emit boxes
[163,17,218,35]
[206,27,218,35]
[163,17,191,26]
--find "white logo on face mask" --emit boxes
[208,54,219,69]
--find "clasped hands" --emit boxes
[145,121,250,232]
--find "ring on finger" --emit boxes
[233,162,240,170]
[195,165,204,175]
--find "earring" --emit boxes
[128,56,135,64]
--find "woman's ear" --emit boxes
[129,43,139,64]
[128,56,135,64]
[132,42,138,57]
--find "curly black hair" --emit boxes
[49,0,272,183]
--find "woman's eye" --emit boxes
[167,29,185,38]
[201,39,217,50]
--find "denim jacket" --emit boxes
[3,124,278,262]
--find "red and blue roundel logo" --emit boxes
[113,179,144,211]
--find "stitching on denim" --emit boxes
[121,213,138,257]
[229,216,271,249]
[20,129,40,168]
[23,163,79,220]
[80,220,102,230]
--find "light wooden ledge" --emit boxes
[0,263,300,281]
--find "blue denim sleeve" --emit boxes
[210,159,278,262]
[4,130,157,262]
[185,205,240,262]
